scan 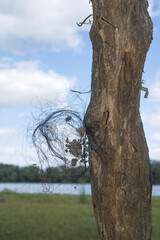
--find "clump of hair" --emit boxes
[32,109,89,180]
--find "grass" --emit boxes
[0,192,98,240]
[0,192,159,240]
[152,197,160,240]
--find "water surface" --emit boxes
[0,183,160,196]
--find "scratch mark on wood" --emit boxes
[101,17,116,29]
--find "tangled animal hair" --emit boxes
[32,108,89,181]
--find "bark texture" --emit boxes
[85,0,153,240]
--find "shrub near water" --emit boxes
[79,186,87,204]
[0,193,159,240]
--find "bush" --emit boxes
[79,186,87,203]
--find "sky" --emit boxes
[0,0,160,167]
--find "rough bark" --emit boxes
[85,0,153,240]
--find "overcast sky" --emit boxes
[0,0,160,166]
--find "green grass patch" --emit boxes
[0,192,159,240]
[0,192,98,240]
[152,197,160,240]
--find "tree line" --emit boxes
[0,163,90,183]
[0,161,160,184]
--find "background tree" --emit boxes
[151,161,160,185]
[85,0,153,240]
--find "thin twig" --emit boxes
[141,87,149,98]
[77,14,93,27]
[71,89,91,94]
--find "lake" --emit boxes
[0,183,160,196]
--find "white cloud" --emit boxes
[0,58,76,108]
[0,127,15,136]
[148,142,160,160]
[18,112,28,118]
[148,0,160,17]
[0,127,17,146]
[0,146,33,166]
[142,111,160,128]
[148,133,160,160]
[141,69,160,128]
[150,72,160,102]
[0,0,92,52]
[0,125,37,166]
[141,109,160,160]
[151,133,160,141]
[140,68,160,160]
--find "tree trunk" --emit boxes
[85,1,153,239]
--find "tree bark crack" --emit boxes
[100,17,116,29]
[129,140,138,152]
[104,40,116,50]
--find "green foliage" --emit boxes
[1,188,15,194]
[0,164,20,182]
[0,160,160,184]
[151,161,160,185]
[0,163,90,183]
[20,166,40,182]
[0,164,40,183]
[44,165,90,183]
